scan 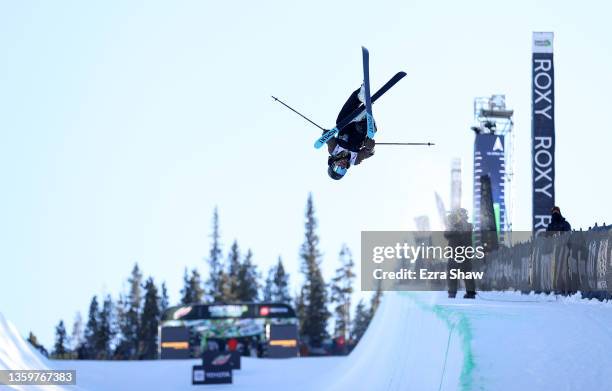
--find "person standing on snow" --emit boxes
[325,85,376,180]
[444,208,477,299]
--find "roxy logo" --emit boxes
[533,136,553,198]
[533,59,553,120]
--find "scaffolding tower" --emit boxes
[471,95,514,244]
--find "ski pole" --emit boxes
[376,142,435,146]
[271,96,326,132]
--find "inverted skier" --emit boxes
[325,85,377,180]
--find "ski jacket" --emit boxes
[327,138,374,166]
[546,214,571,232]
[444,221,473,248]
[325,87,375,165]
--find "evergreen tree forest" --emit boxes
[41,197,380,359]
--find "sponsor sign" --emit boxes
[532,32,555,235]
[268,324,299,358]
[208,305,248,318]
[229,351,241,370]
[192,364,232,385]
[200,352,233,384]
[473,134,506,241]
[160,327,190,359]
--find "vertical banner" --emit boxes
[532,32,555,235]
[473,133,506,244]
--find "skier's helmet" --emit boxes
[328,165,347,180]
[327,150,350,180]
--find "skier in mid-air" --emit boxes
[272,49,429,179]
[325,85,376,180]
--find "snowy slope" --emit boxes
[449,291,612,390]
[0,313,68,390]
[4,293,612,390]
[327,292,465,390]
[334,291,612,391]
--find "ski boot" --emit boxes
[463,292,476,299]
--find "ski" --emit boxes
[314,71,406,149]
[362,46,375,139]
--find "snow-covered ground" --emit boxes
[0,313,70,391]
[53,356,343,390]
[2,292,612,390]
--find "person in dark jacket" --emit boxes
[326,85,376,180]
[546,206,571,232]
[444,208,476,299]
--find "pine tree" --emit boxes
[114,294,130,359]
[115,264,143,359]
[53,320,68,358]
[206,207,224,300]
[139,277,161,359]
[225,240,241,301]
[70,311,84,352]
[180,268,193,305]
[95,295,115,359]
[298,194,330,347]
[27,332,49,357]
[84,295,100,358]
[370,279,383,318]
[263,267,274,302]
[236,249,260,301]
[181,268,204,304]
[330,245,355,340]
[216,273,232,303]
[160,282,170,314]
[351,299,370,343]
[295,288,306,335]
[264,258,291,303]
[272,257,291,303]
[126,263,143,357]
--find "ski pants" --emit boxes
[447,259,476,295]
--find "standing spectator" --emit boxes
[546,206,571,232]
[444,208,476,299]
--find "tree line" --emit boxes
[32,194,380,359]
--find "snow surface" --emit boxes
[53,356,343,391]
[0,313,72,391]
[3,292,612,390]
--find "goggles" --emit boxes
[331,164,348,176]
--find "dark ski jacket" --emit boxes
[326,137,375,165]
[546,213,571,232]
[444,221,473,249]
[326,87,375,164]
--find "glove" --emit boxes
[364,138,375,150]
[357,83,365,104]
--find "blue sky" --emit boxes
[1,0,611,347]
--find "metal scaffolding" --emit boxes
[471,95,514,244]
